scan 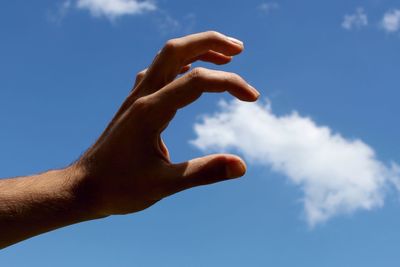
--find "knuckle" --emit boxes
[206,30,223,39]
[162,39,180,55]
[131,96,154,115]
[188,67,208,83]
[225,72,243,84]
[136,70,146,80]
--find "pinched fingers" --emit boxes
[139,31,244,94]
[184,50,233,66]
[132,65,192,91]
[153,67,259,110]
[130,67,259,133]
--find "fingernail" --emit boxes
[227,36,244,46]
[226,160,246,179]
[247,84,260,98]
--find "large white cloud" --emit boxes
[342,8,368,30]
[191,100,400,226]
[381,9,400,33]
[76,0,157,19]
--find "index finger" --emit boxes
[140,31,244,94]
[144,68,259,131]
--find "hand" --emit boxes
[74,31,260,217]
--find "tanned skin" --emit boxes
[0,31,260,249]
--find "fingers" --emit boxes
[140,31,244,94]
[141,67,259,131]
[167,154,246,194]
[132,65,191,91]
[103,63,193,138]
[126,67,259,138]
[148,67,259,121]
[185,50,233,66]
[133,69,148,89]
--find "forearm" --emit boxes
[0,166,100,249]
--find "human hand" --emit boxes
[73,31,260,218]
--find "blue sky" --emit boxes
[1,0,400,266]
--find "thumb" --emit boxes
[170,154,247,193]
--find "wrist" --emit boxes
[63,164,108,222]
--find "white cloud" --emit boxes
[258,2,279,13]
[381,9,400,33]
[342,8,368,30]
[76,0,157,19]
[191,100,400,227]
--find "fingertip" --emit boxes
[230,46,244,56]
[198,52,233,65]
[236,89,260,102]
[226,37,245,54]
[215,56,233,65]
[227,36,244,46]
[247,84,260,99]
[225,155,247,179]
[252,92,261,101]
[225,41,244,56]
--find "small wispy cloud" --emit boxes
[155,13,196,36]
[191,100,400,227]
[76,0,157,20]
[47,0,73,24]
[258,2,279,14]
[342,8,368,30]
[381,9,400,33]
